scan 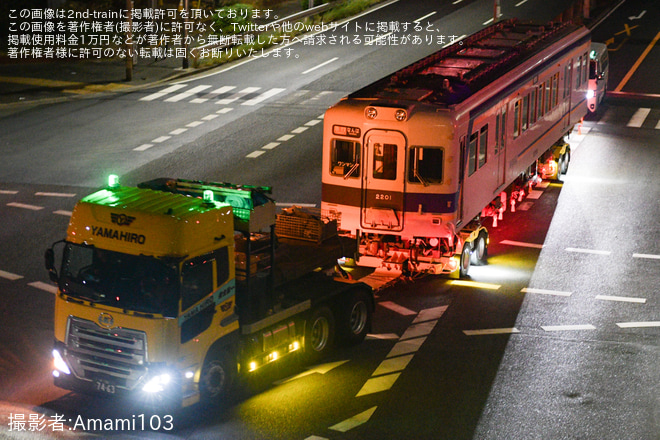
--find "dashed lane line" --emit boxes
[521,287,573,297]
[449,280,501,290]
[35,192,76,197]
[6,202,43,210]
[541,324,597,332]
[565,247,611,255]
[633,253,660,260]
[616,321,660,329]
[28,281,58,294]
[463,328,520,336]
[595,295,646,304]
[0,270,23,281]
[53,210,72,216]
[0,190,19,194]
[500,240,544,249]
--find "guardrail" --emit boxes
[190,1,339,67]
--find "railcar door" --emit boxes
[361,130,406,232]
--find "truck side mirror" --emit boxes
[45,248,58,282]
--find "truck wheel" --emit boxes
[470,232,488,266]
[459,244,471,278]
[341,289,372,345]
[560,152,570,174]
[305,306,335,362]
[200,350,234,405]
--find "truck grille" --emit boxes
[65,316,148,390]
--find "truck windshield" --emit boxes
[59,243,179,317]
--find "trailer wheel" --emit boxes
[470,232,488,266]
[341,289,372,345]
[459,244,471,278]
[305,306,335,362]
[199,350,234,405]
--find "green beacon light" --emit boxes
[108,174,120,187]
[203,190,214,204]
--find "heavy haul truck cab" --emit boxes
[46,177,374,410]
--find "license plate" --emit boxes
[95,380,116,394]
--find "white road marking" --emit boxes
[191,85,236,103]
[379,301,416,316]
[521,287,572,297]
[526,190,543,199]
[515,0,528,6]
[414,11,436,22]
[372,354,414,376]
[202,114,219,121]
[165,85,212,102]
[0,270,23,280]
[500,240,544,249]
[565,247,611,255]
[217,87,261,105]
[278,134,295,142]
[186,121,204,127]
[292,126,309,134]
[541,324,596,331]
[216,108,233,114]
[626,108,650,127]
[413,305,448,323]
[302,57,338,74]
[0,190,19,194]
[7,202,43,210]
[399,320,437,340]
[28,281,58,294]
[246,150,266,158]
[243,87,285,106]
[366,333,400,340]
[53,210,72,216]
[355,373,401,397]
[595,295,646,304]
[386,337,427,357]
[305,119,322,126]
[262,142,280,150]
[133,144,153,151]
[151,136,171,143]
[329,406,377,432]
[169,128,187,135]
[449,280,501,290]
[463,328,520,336]
[35,192,75,197]
[616,321,660,328]
[140,84,186,101]
[633,253,660,260]
[366,32,392,46]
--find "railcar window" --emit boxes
[468,132,478,175]
[553,73,559,107]
[576,55,582,88]
[331,139,361,179]
[582,53,588,83]
[530,89,538,124]
[522,94,529,132]
[513,100,520,138]
[537,84,545,120]
[495,113,500,154]
[408,147,443,184]
[589,60,598,79]
[479,125,488,168]
[545,80,551,113]
[373,143,397,180]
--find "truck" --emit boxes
[45,176,374,409]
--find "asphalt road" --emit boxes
[0,0,658,438]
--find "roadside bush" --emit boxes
[212,3,254,35]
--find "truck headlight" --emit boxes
[142,373,172,393]
[52,349,71,375]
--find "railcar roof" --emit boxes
[349,19,585,107]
